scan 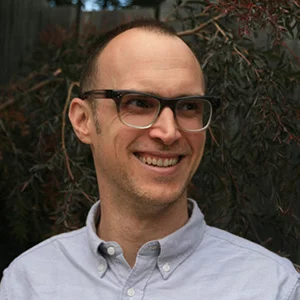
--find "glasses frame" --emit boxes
[81,89,221,132]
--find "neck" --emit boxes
[97,196,189,268]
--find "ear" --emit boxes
[69,98,94,144]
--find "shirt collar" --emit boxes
[86,201,103,256]
[156,199,206,279]
[86,199,206,279]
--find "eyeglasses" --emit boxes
[81,89,220,132]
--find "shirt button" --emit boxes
[107,246,115,255]
[162,263,170,272]
[98,264,105,272]
[127,288,135,297]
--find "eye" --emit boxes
[121,95,158,112]
[126,98,152,108]
[177,101,202,111]
[181,102,198,110]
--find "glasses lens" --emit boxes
[119,94,160,128]
[176,99,212,131]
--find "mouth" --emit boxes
[134,153,183,168]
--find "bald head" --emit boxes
[80,19,205,96]
[95,28,205,97]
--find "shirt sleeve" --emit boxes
[290,277,300,300]
[0,273,9,300]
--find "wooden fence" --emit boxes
[0,0,154,85]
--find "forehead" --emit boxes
[95,28,204,95]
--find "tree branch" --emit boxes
[0,69,63,111]
[177,14,225,37]
[209,127,220,147]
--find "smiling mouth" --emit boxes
[135,154,182,167]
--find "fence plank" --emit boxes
[0,1,154,85]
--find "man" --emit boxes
[1,19,299,299]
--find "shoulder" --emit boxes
[0,227,93,299]
[201,226,299,298]
[8,227,87,269]
[1,227,88,295]
[205,226,296,271]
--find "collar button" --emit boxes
[107,246,116,255]
[162,263,170,272]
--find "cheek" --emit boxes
[95,106,122,149]
[189,133,206,178]
[190,132,206,158]
[97,107,120,130]
[94,118,138,161]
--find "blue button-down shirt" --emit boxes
[1,199,299,299]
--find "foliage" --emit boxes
[167,0,300,265]
[0,0,299,270]
[0,26,98,270]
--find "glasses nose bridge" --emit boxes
[157,98,177,118]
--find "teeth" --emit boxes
[137,155,179,167]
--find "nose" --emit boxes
[148,107,182,145]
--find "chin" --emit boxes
[136,186,187,207]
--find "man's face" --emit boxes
[77,29,206,209]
